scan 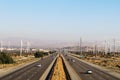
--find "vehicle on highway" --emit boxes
[36,64,41,67]
[86,70,92,74]
[72,59,75,63]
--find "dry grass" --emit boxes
[51,56,66,80]
[0,56,37,69]
[84,56,120,73]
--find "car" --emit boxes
[87,70,92,74]
[36,64,41,67]
[72,59,75,62]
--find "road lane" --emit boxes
[63,54,120,80]
[0,53,57,80]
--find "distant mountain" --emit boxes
[0,37,76,48]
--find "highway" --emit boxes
[63,54,120,80]
[0,53,57,80]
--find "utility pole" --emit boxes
[104,40,107,55]
[27,41,30,53]
[95,41,97,57]
[105,40,108,55]
[0,40,3,52]
[8,41,10,49]
[113,39,116,56]
[77,40,79,53]
[80,37,82,58]
[86,46,88,52]
[107,41,111,54]
[20,40,23,56]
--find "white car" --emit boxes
[36,64,41,67]
[87,70,92,74]
[72,60,75,62]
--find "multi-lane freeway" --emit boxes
[63,54,120,80]
[0,52,120,80]
[0,53,57,80]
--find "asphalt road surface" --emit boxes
[63,54,120,80]
[0,53,57,80]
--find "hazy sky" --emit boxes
[0,0,120,42]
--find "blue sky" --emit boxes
[0,0,120,42]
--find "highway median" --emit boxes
[40,53,81,80]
